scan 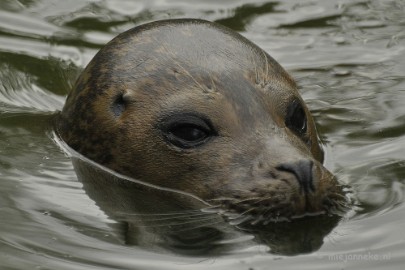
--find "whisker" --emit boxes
[208,196,265,205]
[136,215,221,228]
[229,215,254,226]
[167,218,229,233]
[119,209,206,218]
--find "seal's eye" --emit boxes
[170,124,208,143]
[286,100,307,135]
[161,114,215,149]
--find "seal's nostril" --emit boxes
[276,160,315,194]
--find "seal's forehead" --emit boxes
[99,19,286,77]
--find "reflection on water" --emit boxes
[0,0,405,269]
[54,133,342,256]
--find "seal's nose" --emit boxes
[277,160,315,194]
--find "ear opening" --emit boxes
[111,92,126,117]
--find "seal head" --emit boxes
[57,19,346,224]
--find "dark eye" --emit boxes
[285,100,307,135]
[161,114,216,149]
[170,124,208,142]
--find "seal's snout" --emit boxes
[277,160,315,194]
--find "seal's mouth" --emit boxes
[207,184,351,226]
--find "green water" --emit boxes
[1,0,405,269]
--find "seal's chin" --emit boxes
[208,183,349,226]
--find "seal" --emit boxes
[57,19,347,224]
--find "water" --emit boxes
[1,0,404,269]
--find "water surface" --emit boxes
[1,0,405,269]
